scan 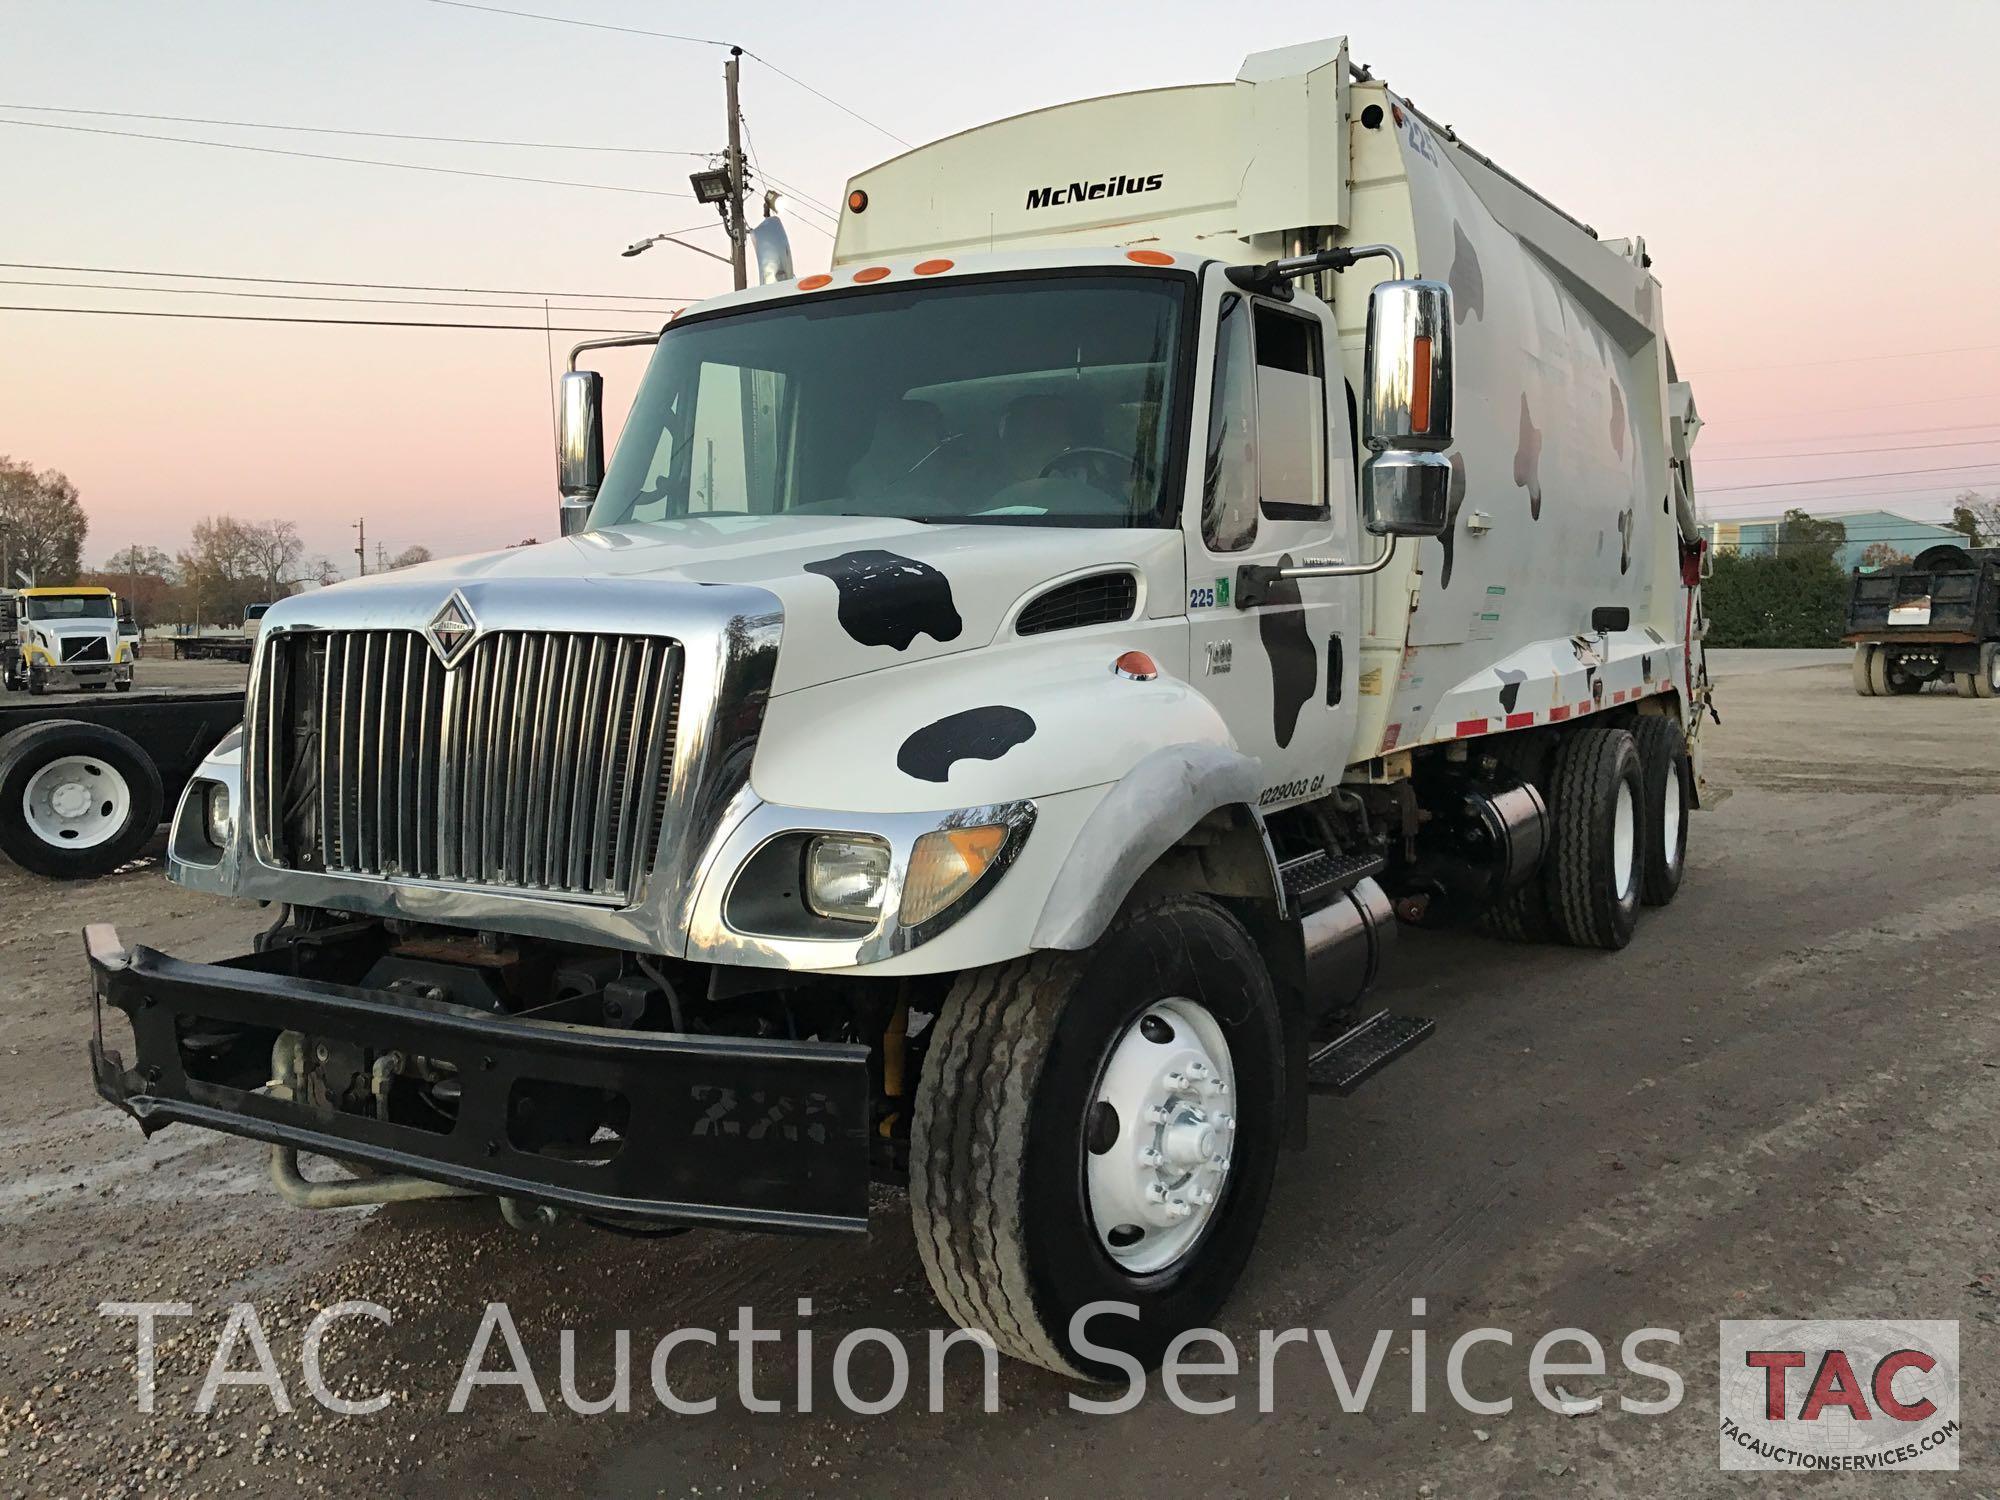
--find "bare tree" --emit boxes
[0,456,88,585]
[386,544,434,570]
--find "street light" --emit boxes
[621,232,733,265]
[688,166,734,205]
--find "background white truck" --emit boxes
[2,585,135,694]
[89,38,1710,1377]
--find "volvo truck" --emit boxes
[3,585,135,694]
[88,38,1712,1377]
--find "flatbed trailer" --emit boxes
[168,634,256,664]
[1847,543,2000,697]
[0,690,241,877]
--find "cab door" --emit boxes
[1184,271,1362,806]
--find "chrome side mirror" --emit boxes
[749,215,795,286]
[557,369,604,534]
[1363,278,1453,450]
[1360,278,1453,537]
[1361,450,1451,537]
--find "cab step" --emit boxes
[1305,1010,1435,1096]
[1278,848,1387,913]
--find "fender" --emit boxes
[1031,742,1271,950]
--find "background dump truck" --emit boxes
[88,38,1711,1377]
[1847,542,2000,697]
[2,585,135,694]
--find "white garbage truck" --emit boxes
[89,38,1712,1377]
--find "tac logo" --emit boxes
[1719,1320,1959,1471]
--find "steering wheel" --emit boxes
[1039,445,1133,496]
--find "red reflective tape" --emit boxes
[1455,717,1489,737]
[1549,705,1571,721]
[1505,712,1534,729]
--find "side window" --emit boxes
[1252,304,1328,520]
[626,362,789,521]
[1202,295,1259,553]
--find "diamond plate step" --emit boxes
[1305,1011,1436,1096]
[1278,848,1386,913]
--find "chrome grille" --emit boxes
[251,628,682,903]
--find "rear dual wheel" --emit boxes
[910,896,1282,1377]
[1952,642,2000,699]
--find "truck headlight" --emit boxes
[900,824,1011,927]
[204,782,234,847]
[803,834,890,921]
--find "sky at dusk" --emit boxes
[4,0,1999,574]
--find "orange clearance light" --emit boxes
[913,258,954,276]
[1410,335,1433,432]
[1125,249,1175,266]
[852,266,892,283]
[847,189,869,213]
[797,273,832,291]
[1112,650,1159,682]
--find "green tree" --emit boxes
[1704,549,1850,648]
[1775,508,1847,561]
[0,455,88,585]
[1948,491,1999,545]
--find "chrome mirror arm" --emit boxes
[1234,536,1399,609]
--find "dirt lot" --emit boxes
[1,655,1994,1498]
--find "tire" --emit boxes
[1542,727,1644,951]
[1852,645,1877,697]
[910,895,1284,1377]
[1973,643,2000,700]
[0,721,164,878]
[1630,715,1690,908]
[113,679,133,693]
[1870,651,1923,695]
[1478,732,1557,942]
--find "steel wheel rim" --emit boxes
[1662,760,1684,870]
[23,755,130,850]
[1990,654,2000,692]
[1612,780,1637,900]
[1085,998,1238,1274]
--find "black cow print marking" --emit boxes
[1608,375,1627,459]
[1642,653,1655,682]
[896,706,1036,784]
[1617,504,1636,575]
[1438,452,1469,589]
[1513,395,1543,520]
[803,550,963,651]
[1497,668,1527,713]
[1448,223,1485,325]
[1258,556,1318,751]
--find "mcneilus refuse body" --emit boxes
[87,38,1715,1378]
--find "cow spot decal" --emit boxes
[1448,223,1485,325]
[1617,504,1636,575]
[1496,668,1527,714]
[897,707,1036,784]
[1513,395,1543,520]
[1258,555,1318,750]
[1437,452,1469,589]
[803,550,963,650]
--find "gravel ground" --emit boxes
[0,657,1994,1498]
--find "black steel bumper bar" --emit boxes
[84,924,873,1234]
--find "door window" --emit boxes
[1202,295,1259,553]
[1251,303,1328,521]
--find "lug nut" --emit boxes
[1140,1148,1164,1167]
[1164,1071,1189,1091]
[1146,1103,1172,1124]
[1168,1198,1193,1219]
[1145,1183,1169,1204]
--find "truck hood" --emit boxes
[306,516,1186,694]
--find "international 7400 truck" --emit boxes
[88,39,1712,1377]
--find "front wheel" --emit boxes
[910,896,1284,1376]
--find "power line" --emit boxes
[0,304,654,333]
[0,258,705,302]
[1702,436,2000,464]
[1699,479,2000,513]
[1703,420,2000,449]
[0,101,708,157]
[1702,461,2000,494]
[0,276,682,316]
[418,0,911,147]
[1688,341,2000,377]
[0,117,695,198]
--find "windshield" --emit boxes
[590,273,1190,530]
[24,595,114,621]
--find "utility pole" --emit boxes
[725,46,748,292]
[353,518,366,577]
